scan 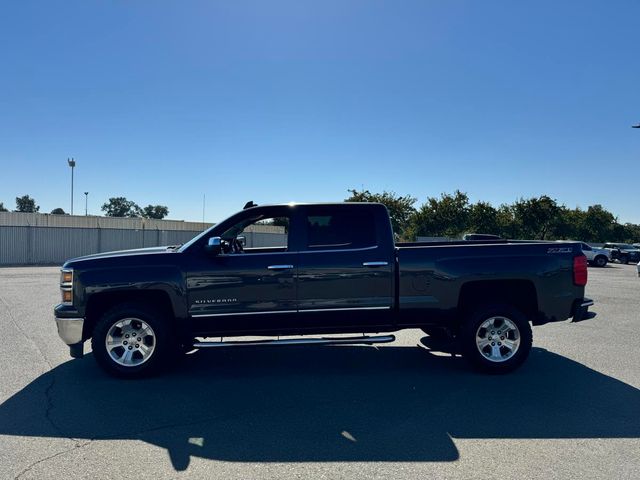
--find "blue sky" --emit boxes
[1,1,639,223]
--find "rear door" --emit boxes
[296,204,395,329]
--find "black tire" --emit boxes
[460,304,532,374]
[91,302,172,378]
[594,255,607,268]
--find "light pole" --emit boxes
[67,158,76,215]
[84,192,89,216]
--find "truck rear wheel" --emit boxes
[91,303,171,378]
[461,304,532,374]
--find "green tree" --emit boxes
[578,205,616,242]
[622,224,640,243]
[551,207,582,240]
[0,202,8,212]
[15,195,39,213]
[50,208,67,215]
[101,197,141,217]
[494,204,519,239]
[408,190,470,239]
[512,195,561,240]
[468,201,499,235]
[346,189,417,237]
[141,205,169,219]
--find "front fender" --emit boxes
[76,265,187,319]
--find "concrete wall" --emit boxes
[0,226,202,265]
[0,213,287,266]
[0,212,211,231]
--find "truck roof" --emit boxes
[242,201,386,210]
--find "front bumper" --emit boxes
[572,298,595,323]
[54,304,85,358]
[55,317,84,344]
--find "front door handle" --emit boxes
[362,261,389,267]
[267,264,294,270]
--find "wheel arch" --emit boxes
[457,279,538,322]
[84,290,175,340]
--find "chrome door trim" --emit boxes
[190,305,392,318]
[267,264,295,270]
[362,261,389,267]
[191,310,298,318]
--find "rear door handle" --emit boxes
[267,264,294,270]
[362,261,389,267]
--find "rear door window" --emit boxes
[304,209,376,250]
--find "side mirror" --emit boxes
[205,236,222,255]
[237,236,247,247]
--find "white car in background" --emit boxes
[580,243,610,267]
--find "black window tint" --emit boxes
[306,210,376,249]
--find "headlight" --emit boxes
[60,269,73,305]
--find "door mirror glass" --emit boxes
[205,236,222,255]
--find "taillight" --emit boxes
[573,255,588,286]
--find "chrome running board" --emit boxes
[193,334,395,349]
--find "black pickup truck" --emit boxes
[54,202,593,377]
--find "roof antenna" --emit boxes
[243,201,257,209]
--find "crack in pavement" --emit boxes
[0,294,95,476]
[12,412,247,479]
[0,294,53,371]
[14,440,93,480]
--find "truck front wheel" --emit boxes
[91,303,171,378]
[461,304,532,374]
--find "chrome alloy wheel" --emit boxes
[475,316,521,363]
[105,318,156,367]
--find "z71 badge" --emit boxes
[547,247,573,254]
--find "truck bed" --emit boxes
[395,240,582,326]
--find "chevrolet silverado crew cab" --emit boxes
[54,202,593,378]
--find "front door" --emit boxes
[187,208,298,335]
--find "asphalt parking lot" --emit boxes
[0,265,639,480]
